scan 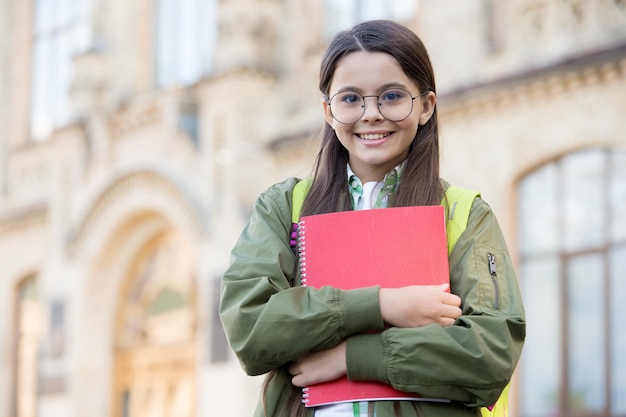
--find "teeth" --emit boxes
[359,133,389,140]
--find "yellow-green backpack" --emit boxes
[291,179,510,417]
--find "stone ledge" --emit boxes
[439,43,626,118]
[0,201,48,234]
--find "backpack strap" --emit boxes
[444,185,480,255]
[480,384,510,417]
[291,179,312,224]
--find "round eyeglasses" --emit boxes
[327,88,428,124]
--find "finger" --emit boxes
[441,304,462,318]
[436,316,457,327]
[288,362,300,376]
[441,292,462,307]
[292,374,306,387]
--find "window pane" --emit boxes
[359,0,389,21]
[31,0,91,140]
[35,0,55,32]
[520,256,561,416]
[31,39,53,139]
[54,31,71,123]
[180,0,198,83]
[156,0,216,87]
[518,162,559,255]
[58,0,72,23]
[156,0,179,86]
[562,150,607,251]
[610,150,626,242]
[567,253,605,413]
[181,0,214,84]
[324,0,418,34]
[325,0,357,34]
[611,245,626,414]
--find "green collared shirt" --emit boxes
[347,163,405,210]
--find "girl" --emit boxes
[220,20,525,417]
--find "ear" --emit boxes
[418,91,437,126]
[322,98,335,127]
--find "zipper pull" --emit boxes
[487,254,500,309]
[488,254,497,276]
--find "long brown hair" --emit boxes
[302,19,444,218]
[263,20,443,417]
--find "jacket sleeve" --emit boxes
[344,198,526,408]
[219,178,385,376]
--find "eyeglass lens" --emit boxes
[329,88,416,124]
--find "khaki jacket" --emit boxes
[220,178,526,417]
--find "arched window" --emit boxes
[518,147,626,416]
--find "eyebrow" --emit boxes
[332,82,414,95]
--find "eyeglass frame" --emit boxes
[325,89,430,124]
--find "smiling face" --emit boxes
[322,51,436,183]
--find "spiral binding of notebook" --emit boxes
[297,220,307,286]
[302,386,311,404]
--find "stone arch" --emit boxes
[67,169,207,256]
[70,171,203,417]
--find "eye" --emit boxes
[338,92,362,105]
[381,89,407,102]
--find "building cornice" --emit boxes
[0,202,48,234]
[199,66,278,87]
[438,43,626,118]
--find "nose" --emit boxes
[361,96,384,122]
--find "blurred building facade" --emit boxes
[0,1,625,417]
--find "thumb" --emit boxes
[438,283,450,292]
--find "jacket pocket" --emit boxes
[486,253,500,310]
[473,243,516,315]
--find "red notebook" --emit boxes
[297,206,450,407]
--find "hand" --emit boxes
[379,283,462,328]
[289,341,347,387]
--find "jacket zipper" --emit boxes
[487,253,501,309]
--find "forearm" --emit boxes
[222,275,382,375]
[345,315,524,406]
